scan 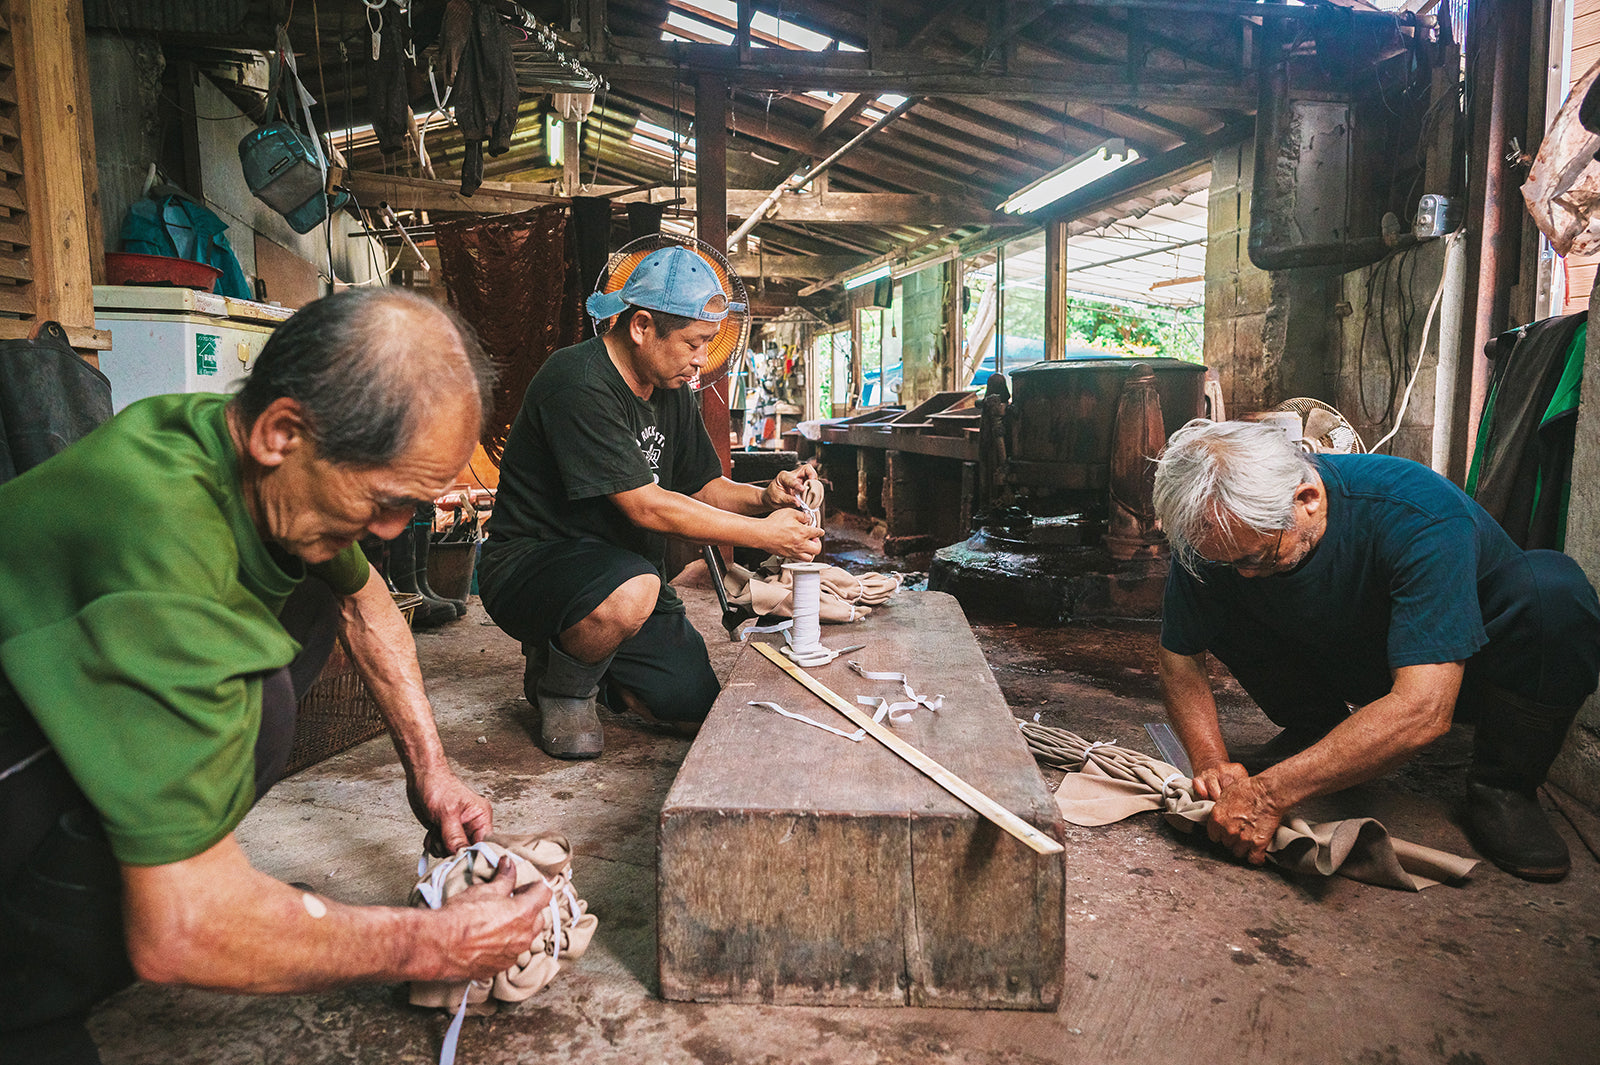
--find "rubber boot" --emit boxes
[412,513,467,618]
[1464,685,1581,882]
[531,640,608,760]
[390,522,456,629]
[359,534,398,592]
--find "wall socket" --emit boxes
[1413,194,1462,238]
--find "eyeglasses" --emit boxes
[1201,526,1286,574]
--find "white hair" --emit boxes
[1153,419,1315,574]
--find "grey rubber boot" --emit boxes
[530,640,609,759]
[1465,686,1582,882]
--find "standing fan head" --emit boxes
[589,237,751,391]
[1268,397,1367,454]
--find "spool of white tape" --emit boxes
[782,561,827,651]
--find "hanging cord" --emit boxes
[1370,231,1461,454]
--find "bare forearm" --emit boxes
[619,487,771,546]
[122,840,491,993]
[340,567,449,776]
[692,475,770,517]
[1157,647,1230,771]
[1255,671,1458,809]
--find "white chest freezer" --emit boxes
[93,286,296,412]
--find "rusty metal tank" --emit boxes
[1002,357,1208,494]
[930,357,1209,623]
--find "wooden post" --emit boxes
[946,253,964,389]
[695,72,732,474]
[559,116,581,197]
[6,0,108,354]
[850,302,864,407]
[1044,217,1068,359]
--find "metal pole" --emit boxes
[1431,232,1468,476]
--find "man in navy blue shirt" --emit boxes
[1152,419,1600,881]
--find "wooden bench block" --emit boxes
[658,591,1064,1009]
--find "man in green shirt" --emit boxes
[0,290,551,1064]
[480,246,821,758]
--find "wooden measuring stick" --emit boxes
[753,641,1064,856]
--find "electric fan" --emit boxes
[1268,397,1368,454]
[590,234,751,391]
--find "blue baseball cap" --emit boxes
[586,245,747,324]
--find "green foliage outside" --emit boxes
[979,275,1202,363]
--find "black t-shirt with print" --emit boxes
[484,334,722,585]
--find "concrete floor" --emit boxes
[89,528,1600,1065]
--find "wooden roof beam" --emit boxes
[591,50,1256,109]
[345,172,1007,225]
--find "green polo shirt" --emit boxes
[0,393,367,865]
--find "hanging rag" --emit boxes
[571,195,613,301]
[1523,54,1600,255]
[408,832,597,1017]
[447,0,520,196]
[435,205,583,463]
[626,201,665,240]
[1465,315,1587,550]
[365,11,413,155]
[1021,723,1478,891]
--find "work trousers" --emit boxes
[0,579,342,1064]
[1224,549,1600,734]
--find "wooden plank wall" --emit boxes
[0,0,108,355]
[1566,0,1600,314]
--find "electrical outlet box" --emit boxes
[1414,194,1461,238]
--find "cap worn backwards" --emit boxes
[586,245,747,325]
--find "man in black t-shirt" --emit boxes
[479,246,821,758]
[1152,419,1600,882]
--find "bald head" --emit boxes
[232,289,494,467]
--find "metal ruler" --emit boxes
[1143,721,1193,777]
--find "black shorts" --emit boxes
[478,538,719,722]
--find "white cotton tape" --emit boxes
[749,701,865,741]
[846,661,944,713]
[783,562,826,650]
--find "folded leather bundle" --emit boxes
[408,832,597,1015]
[721,557,900,622]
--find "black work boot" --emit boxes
[390,522,456,629]
[1464,686,1581,882]
[532,640,609,759]
[413,505,467,618]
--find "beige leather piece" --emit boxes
[407,831,597,1014]
[1022,722,1478,892]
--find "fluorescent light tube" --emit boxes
[999,140,1139,215]
[844,264,892,289]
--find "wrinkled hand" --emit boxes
[759,506,822,561]
[1204,773,1283,866]
[1191,759,1250,802]
[441,856,554,983]
[409,769,494,857]
[761,464,818,511]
